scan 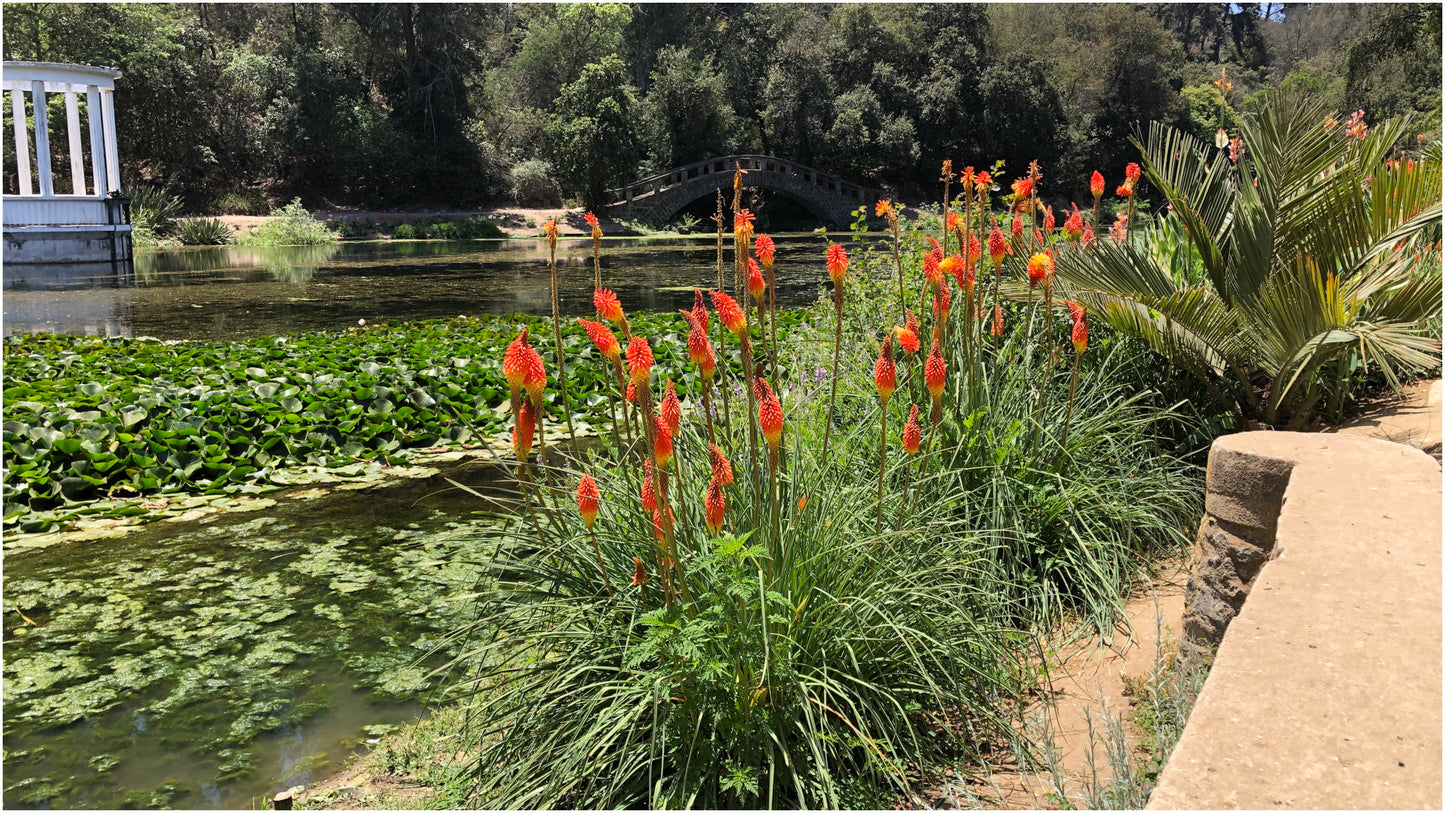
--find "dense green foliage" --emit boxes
[177,216,232,245]
[231,199,335,245]
[3,3,1437,209]
[1059,93,1443,428]
[0,311,805,531]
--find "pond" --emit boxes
[3,461,512,809]
[2,235,839,341]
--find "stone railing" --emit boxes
[607,154,885,210]
[1148,431,1441,809]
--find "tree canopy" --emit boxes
[3,3,1437,210]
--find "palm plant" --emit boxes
[1058,91,1442,428]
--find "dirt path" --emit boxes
[944,558,1189,809]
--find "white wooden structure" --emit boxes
[3,61,132,264]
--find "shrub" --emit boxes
[233,199,336,246]
[335,217,379,239]
[510,158,562,206]
[390,223,426,240]
[128,184,184,237]
[177,217,232,246]
[207,190,271,216]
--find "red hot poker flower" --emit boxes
[625,381,638,403]
[974,170,992,191]
[923,252,944,291]
[946,211,962,232]
[704,478,726,533]
[1011,214,1024,240]
[925,333,946,404]
[902,405,922,456]
[1091,171,1106,198]
[825,243,849,286]
[754,234,775,267]
[1082,223,1096,249]
[522,341,546,408]
[1011,177,1035,200]
[1065,300,1086,323]
[1116,184,1133,198]
[875,336,897,406]
[543,217,558,249]
[708,443,735,485]
[989,225,1008,265]
[756,378,783,453]
[1125,162,1142,182]
[1072,317,1089,356]
[967,234,981,269]
[875,199,894,218]
[905,309,919,339]
[1043,205,1056,235]
[895,324,920,355]
[503,327,531,412]
[584,211,599,228]
[1026,253,1054,289]
[711,290,748,336]
[651,507,665,542]
[578,318,620,361]
[691,288,710,332]
[513,400,536,459]
[1062,205,1084,241]
[660,380,682,436]
[733,209,755,243]
[939,254,964,288]
[626,335,654,386]
[991,305,1004,336]
[594,289,625,322]
[681,310,716,379]
[577,474,599,530]
[933,285,951,320]
[653,415,673,468]
[631,556,649,587]
[641,459,657,512]
[748,258,766,301]
[926,237,944,265]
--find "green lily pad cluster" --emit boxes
[3,310,804,533]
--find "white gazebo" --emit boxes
[3,61,132,265]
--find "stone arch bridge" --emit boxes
[605,155,887,228]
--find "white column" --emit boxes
[99,88,120,195]
[31,80,53,197]
[87,86,106,196]
[12,89,33,195]
[65,90,85,194]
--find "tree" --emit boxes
[640,45,736,170]
[548,56,641,208]
[1059,92,1442,428]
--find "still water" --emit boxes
[3,462,510,809]
[2,235,837,341]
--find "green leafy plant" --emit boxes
[127,184,184,237]
[233,199,336,246]
[177,217,232,246]
[1059,92,1442,428]
[207,190,271,216]
[390,223,425,240]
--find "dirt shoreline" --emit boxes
[209,206,651,240]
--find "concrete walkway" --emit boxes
[1330,378,1443,459]
[1147,431,1442,809]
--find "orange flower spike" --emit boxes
[895,324,920,355]
[594,289,625,323]
[923,252,944,292]
[946,211,962,233]
[1043,205,1056,236]
[1065,300,1086,323]
[1116,184,1133,198]
[757,378,783,454]
[925,333,946,404]
[704,478,726,533]
[1011,214,1024,241]
[902,405,922,456]
[711,290,747,336]
[1090,171,1105,199]
[926,237,944,265]
[933,286,951,320]
[708,443,735,485]
[967,234,981,270]
[651,508,665,542]
[577,473,600,530]
[641,459,657,512]
[688,288,709,333]
[1082,224,1096,249]
[543,217,558,250]
[660,380,682,436]
[1072,317,1089,356]
[502,327,530,414]
[875,199,893,219]
[906,309,919,339]
[1026,253,1054,289]
[825,243,849,286]
[991,305,1004,337]
[653,415,673,468]
[681,309,715,378]
[754,234,775,268]
[1062,205,1084,241]
[631,556,649,587]
[625,381,638,403]
[975,171,992,194]
[733,209,755,243]
[874,335,897,407]
[584,211,602,242]
[989,226,1008,266]
[939,254,964,289]
[1125,162,1141,182]
[1011,177,1035,201]
[748,257,766,301]
[513,400,536,459]
[521,341,547,409]
[577,318,620,361]
[626,335,653,386]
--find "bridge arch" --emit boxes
[605,155,886,228]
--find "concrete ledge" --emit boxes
[1149,432,1442,810]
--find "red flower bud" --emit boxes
[577,473,599,530]
[902,405,922,456]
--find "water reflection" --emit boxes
[2,236,835,341]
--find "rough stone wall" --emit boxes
[1180,443,1294,650]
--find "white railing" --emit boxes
[3,62,122,201]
